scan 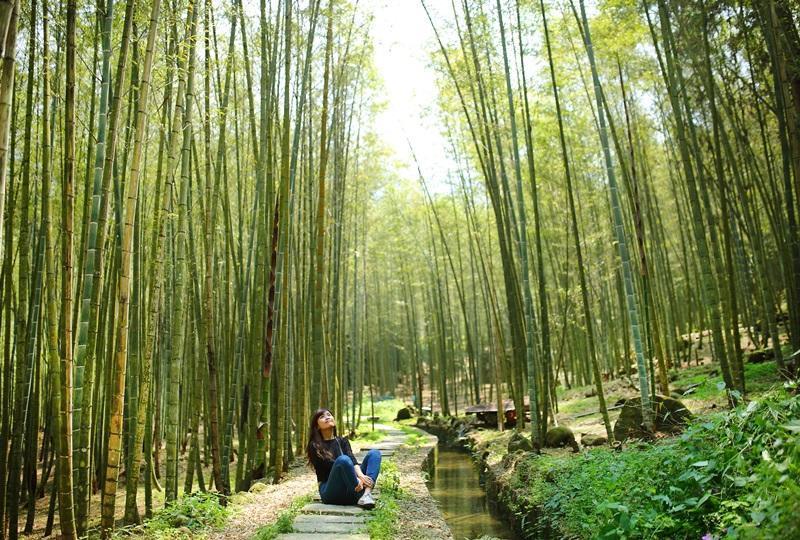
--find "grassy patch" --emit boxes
[396,424,427,447]
[359,397,407,424]
[558,394,602,415]
[674,361,781,402]
[365,460,404,539]
[353,428,387,443]
[470,429,513,465]
[251,494,313,540]
[111,492,230,539]
[403,431,425,447]
[503,391,800,539]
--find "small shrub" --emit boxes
[379,460,401,495]
[112,492,230,539]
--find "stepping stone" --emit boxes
[301,503,366,516]
[355,450,394,460]
[361,443,402,450]
[276,534,369,540]
[292,520,364,533]
[312,489,380,502]
[294,514,367,525]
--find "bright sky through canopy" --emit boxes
[370,1,456,193]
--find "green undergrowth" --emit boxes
[403,431,425,447]
[359,397,406,424]
[670,361,780,402]
[366,460,405,539]
[353,427,387,443]
[396,423,426,447]
[557,361,782,418]
[110,492,230,539]
[502,390,800,539]
[252,494,313,540]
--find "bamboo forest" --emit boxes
[0,0,799,538]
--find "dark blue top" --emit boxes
[310,436,358,483]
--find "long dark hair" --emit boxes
[306,408,338,465]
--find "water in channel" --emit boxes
[427,446,519,540]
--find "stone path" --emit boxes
[276,426,407,540]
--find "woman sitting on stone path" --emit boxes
[306,408,381,510]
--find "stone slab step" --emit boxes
[292,521,364,534]
[276,534,369,540]
[359,445,400,451]
[312,490,380,502]
[354,450,394,459]
[294,514,367,525]
[301,503,366,516]
[361,442,402,450]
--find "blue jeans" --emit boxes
[319,449,382,505]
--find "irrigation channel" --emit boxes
[427,446,519,540]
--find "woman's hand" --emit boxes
[355,471,373,492]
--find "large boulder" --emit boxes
[613,395,693,441]
[395,407,413,421]
[248,481,268,494]
[544,426,579,452]
[581,433,608,447]
[746,349,772,364]
[507,431,534,453]
[170,514,191,527]
[229,492,251,506]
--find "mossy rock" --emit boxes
[507,431,534,453]
[746,348,772,364]
[613,395,693,441]
[248,481,268,494]
[229,492,250,505]
[169,514,191,527]
[545,426,579,452]
[581,434,608,447]
[395,407,413,421]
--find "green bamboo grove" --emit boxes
[0,0,380,536]
[1,0,800,538]
[397,0,799,441]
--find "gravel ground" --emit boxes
[206,460,318,540]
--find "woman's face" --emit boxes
[317,410,335,431]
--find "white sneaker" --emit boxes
[357,492,375,510]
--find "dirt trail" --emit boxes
[212,424,451,539]
[207,461,318,540]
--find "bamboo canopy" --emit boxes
[0,0,799,537]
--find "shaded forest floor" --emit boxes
[555,356,783,444]
[28,337,794,538]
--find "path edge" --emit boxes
[392,424,454,540]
